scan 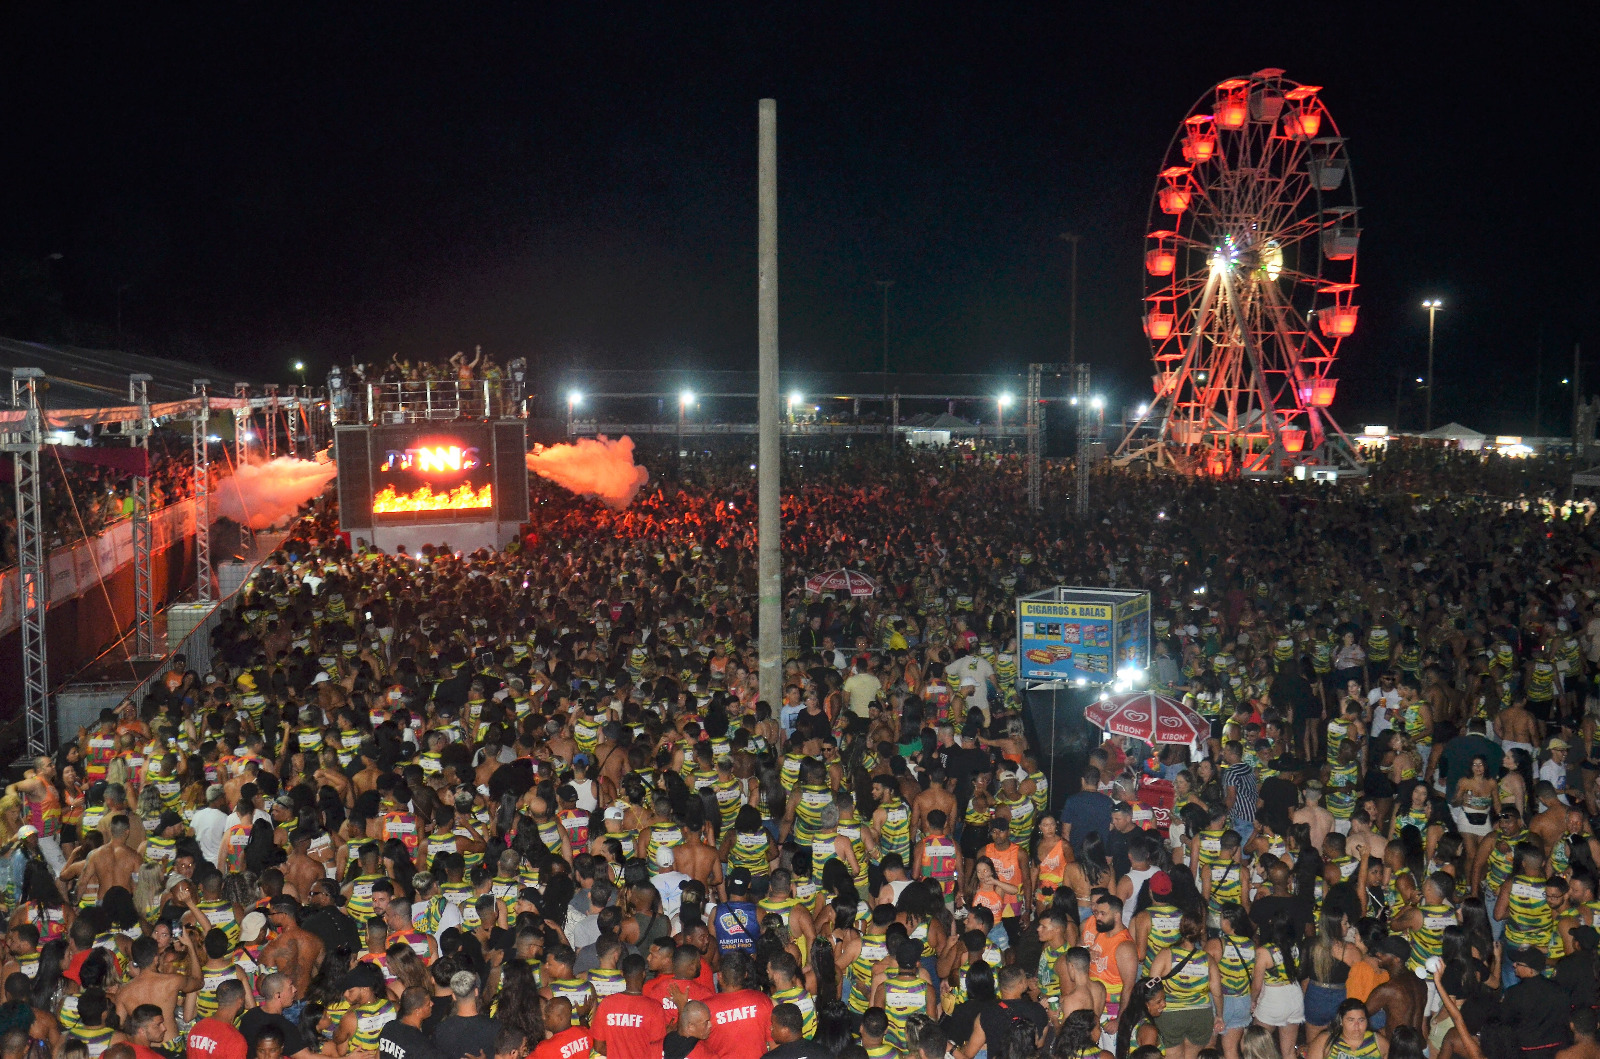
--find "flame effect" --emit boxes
[526,435,648,510]
[372,482,493,513]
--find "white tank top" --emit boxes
[1124,867,1159,925]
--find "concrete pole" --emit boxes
[757,99,783,708]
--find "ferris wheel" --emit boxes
[1114,68,1365,476]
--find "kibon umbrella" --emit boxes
[1083,692,1207,745]
[804,568,879,598]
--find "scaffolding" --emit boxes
[129,373,157,659]
[192,380,213,603]
[265,383,280,458]
[232,383,254,553]
[6,368,50,753]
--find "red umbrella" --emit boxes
[1083,692,1207,745]
[804,568,879,597]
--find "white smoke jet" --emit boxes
[526,435,648,510]
[216,456,338,529]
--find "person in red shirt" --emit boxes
[641,946,713,1023]
[119,1005,170,1059]
[593,954,669,1059]
[532,999,592,1059]
[186,979,248,1059]
[700,954,773,1059]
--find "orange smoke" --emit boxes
[216,457,339,529]
[526,435,649,510]
[372,482,494,513]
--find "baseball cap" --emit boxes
[1149,871,1172,896]
[158,810,184,833]
[239,912,269,943]
[1550,738,1570,750]
[727,868,753,894]
[1509,946,1546,971]
[339,963,385,993]
[13,824,38,842]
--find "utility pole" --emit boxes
[876,280,893,405]
[1422,299,1442,431]
[1060,233,1080,366]
[1576,342,1585,458]
[757,99,782,710]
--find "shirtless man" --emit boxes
[283,829,325,902]
[100,786,147,849]
[115,934,202,1043]
[1364,936,1426,1033]
[912,767,958,842]
[313,754,351,804]
[1557,1009,1600,1059]
[1346,809,1388,866]
[1292,783,1335,854]
[1059,946,1106,1022]
[259,896,325,999]
[352,746,382,797]
[671,818,723,895]
[81,816,142,900]
[1531,782,1570,853]
[1496,698,1541,757]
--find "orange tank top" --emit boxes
[1084,921,1132,993]
[984,843,1022,885]
[1037,840,1067,887]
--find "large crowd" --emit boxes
[1,435,200,564]
[2,445,1600,1059]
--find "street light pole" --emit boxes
[1423,299,1443,431]
[1060,233,1080,367]
[876,280,893,405]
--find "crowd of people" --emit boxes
[0,433,199,564]
[1,444,1599,1059]
[346,349,505,390]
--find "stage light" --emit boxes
[789,391,802,407]
[680,389,695,407]
[998,393,1013,408]
[568,390,582,407]
[1091,396,1105,410]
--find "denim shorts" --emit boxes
[1223,993,1252,1031]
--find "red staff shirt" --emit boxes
[186,1017,247,1059]
[593,993,669,1059]
[643,975,713,1016]
[702,989,774,1059]
[532,1027,593,1059]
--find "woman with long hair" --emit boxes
[1496,748,1532,820]
[1302,913,1357,1036]
[1240,1026,1283,1059]
[243,819,282,876]
[1146,911,1218,1059]
[1113,977,1166,1059]
[1035,815,1070,912]
[492,958,544,1042]
[1251,911,1305,1059]
[1451,756,1496,865]
[1207,903,1255,1059]
[1052,1009,1113,1059]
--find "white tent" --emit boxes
[1418,422,1487,451]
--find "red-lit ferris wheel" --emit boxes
[1114,69,1365,476]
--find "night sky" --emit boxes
[0,6,1592,432]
